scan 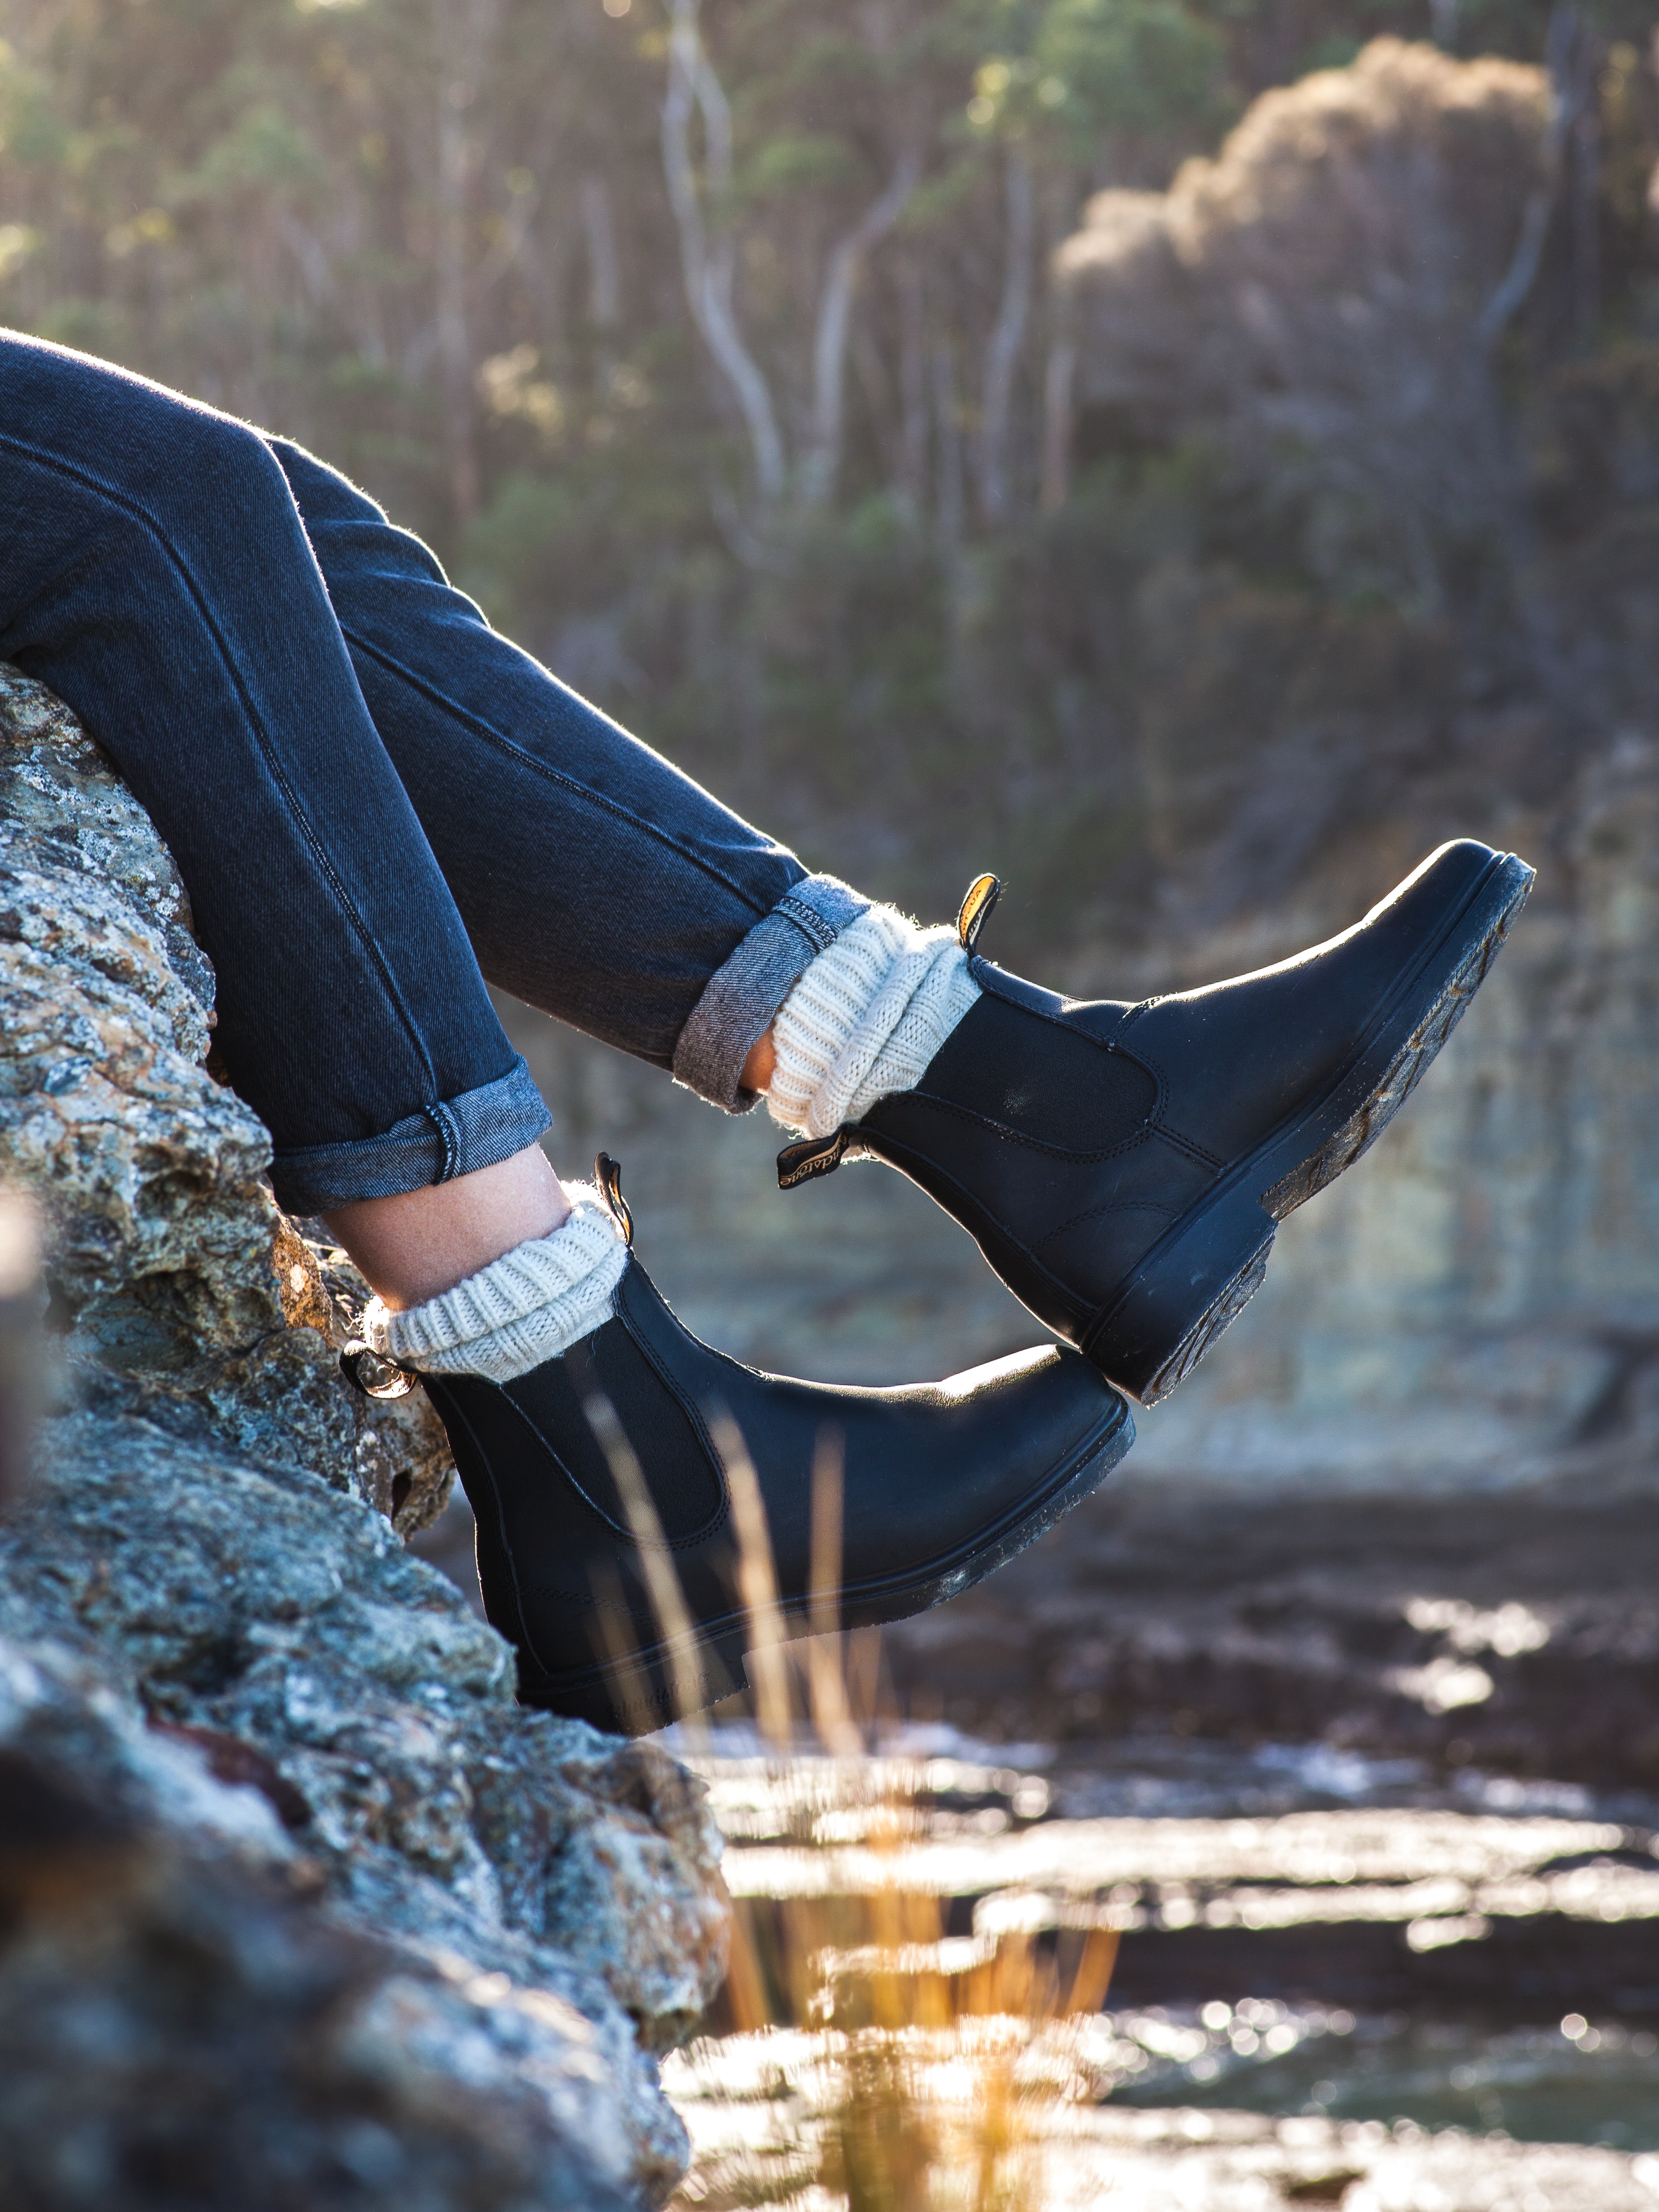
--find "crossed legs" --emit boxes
[0,331,1528,1731]
[0,333,859,1274]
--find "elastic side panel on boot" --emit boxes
[552,1326,725,1542]
[912,995,1158,1153]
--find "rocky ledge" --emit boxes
[0,666,729,2210]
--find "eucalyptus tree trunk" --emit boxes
[1040,333,1075,512]
[898,261,930,513]
[978,151,1035,523]
[662,0,786,507]
[431,0,502,526]
[933,337,965,543]
[799,153,920,507]
[1472,4,1585,694]
[580,174,622,332]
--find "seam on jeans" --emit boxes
[774,893,838,953]
[0,430,442,1103]
[426,1099,461,1181]
[339,625,776,919]
[269,1063,548,1210]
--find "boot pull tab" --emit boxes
[594,1152,635,1246]
[339,1343,417,1400]
[957,872,1002,956]
[777,1129,850,1190]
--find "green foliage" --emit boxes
[743,132,865,203]
[1033,0,1226,137]
[961,0,1223,158]
[187,99,322,198]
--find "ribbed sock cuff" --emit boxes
[361,1182,629,1384]
[671,872,873,1113]
[767,905,981,1139]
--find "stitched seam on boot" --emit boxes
[490,1382,683,1560]
[1149,1124,1227,1171]
[887,1088,1162,1165]
[1031,1198,1182,1258]
[974,965,1134,1045]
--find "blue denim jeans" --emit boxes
[0,332,870,1212]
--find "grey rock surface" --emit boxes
[0,1634,639,2212]
[0,663,451,1533]
[0,664,730,2207]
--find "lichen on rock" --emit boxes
[0,664,729,2207]
[0,662,454,1533]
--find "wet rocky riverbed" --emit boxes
[416,1468,1659,2201]
[876,1477,1659,1791]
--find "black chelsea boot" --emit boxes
[778,839,1533,1408]
[352,1162,1133,1736]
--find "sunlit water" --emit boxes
[1104,2002,1659,2146]
[659,1724,1659,2206]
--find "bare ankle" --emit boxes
[322,1144,570,1311]
[742,1024,776,1094]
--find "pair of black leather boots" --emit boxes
[357,838,1532,1736]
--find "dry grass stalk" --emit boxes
[585,1389,713,1744]
[712,1407,793,1748]
[669,1463,1118,2212]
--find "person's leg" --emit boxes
[0,331,926,1325]
[269,434,1533,1414]
[266,436,870,1115]
[0,336,1136,1742]
[324,1147,566,1309]
[0,332,570,1303]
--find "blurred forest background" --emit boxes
[4,0,1658,959]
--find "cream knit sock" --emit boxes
[361,1181,629,1384]
[767,905,981,1140]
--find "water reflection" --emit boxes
[1111,2005,1659,2148]
[664,1722,1659,2204]
[665,2012,1659,2208]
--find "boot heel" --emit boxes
[1082,1187,1276,1407]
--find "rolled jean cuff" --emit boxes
[269,1056,553,1216]
[671,872,872,1111]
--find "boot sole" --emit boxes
[1084,850,1535,1408]
[513,1388,1135,1736]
